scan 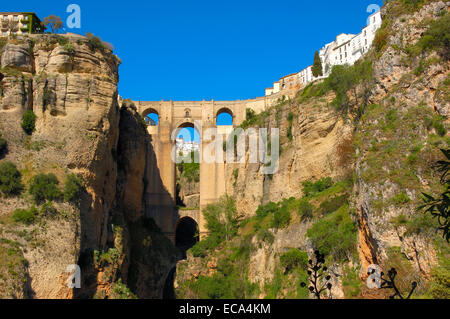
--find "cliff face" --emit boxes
[355,0,449,280]
[175,1,449,299]
[0,34,179,299]
[224,95,353,219]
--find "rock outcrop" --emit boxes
[0,34,179,299]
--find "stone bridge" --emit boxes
[134,95,282,244]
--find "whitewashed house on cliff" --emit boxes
[265,11,382,96]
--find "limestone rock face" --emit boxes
[354,0,450,281]
[373,1,450,117]
[176,1,449,299]
[1,43,33,72]
[0,34,179,299]
[224,97,353,219]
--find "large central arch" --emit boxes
[134,98,276,243]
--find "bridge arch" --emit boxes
[143,108,160,126]
[216,107,234,126]
[175,216,199,251]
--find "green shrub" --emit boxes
[39,201,58,218]
[190,239,209,258]
[307,205,357,262]
[319,194,348,215]
[190,196,238,255]
[188,274,229,299]
[110,280,137,299]
[297,198,314,219]
[256,228,274,245]
[255,202,278,220]
[64,173,84,203]
[0,162,23,197]
[271,205,291,229]
[246,108,256,121]
[21,110,37,135]
[10,206,38,225]
[286,126,293,141]
[414,13,450,59]
[85,32,105,52]
[94,248,120,266]
[177,152,200,182]
[302,177,334,197]
[280,249,308,273]
[29,173,62,203]
[406,213,439,235]
[342,267,362,298]
[391,192,411,206]
[373,26,389,53]
[429,263,450,299]
[319,194,349,215]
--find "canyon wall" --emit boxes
[175,1,449,299]
[0,34,179,298]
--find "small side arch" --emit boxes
[216,107,234,126]
[143,108,160,126]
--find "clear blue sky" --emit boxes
[6,0,382,102]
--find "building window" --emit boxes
[373,17,376,23]
[13,16,18,21]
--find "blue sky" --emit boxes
[6,0,383,102]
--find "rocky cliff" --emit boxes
[0,34,179,299]
[175,0,449,299]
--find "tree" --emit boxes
[203,195,239,242]
[29,173,62,203]
[21,110,37,135]
[8,20,19,33]
[64,173,84,204]
[312,51,323,77]
[43,15,64,33]
[0,161,23,197]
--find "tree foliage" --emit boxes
[312,51,323,77]
[302,177,333,197]
[29,173,62,204]
[0,161,23,197]
[190,196,239,257]
[64,173,84,203]
[307,205,357,262]
[43,15,64,33]
[21,110,37,135]
[10,206,38,225]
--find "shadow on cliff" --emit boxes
[73,102,181,299]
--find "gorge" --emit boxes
[0,0,449,299]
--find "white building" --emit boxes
[265,11,382,95]
[176,138,200,157]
